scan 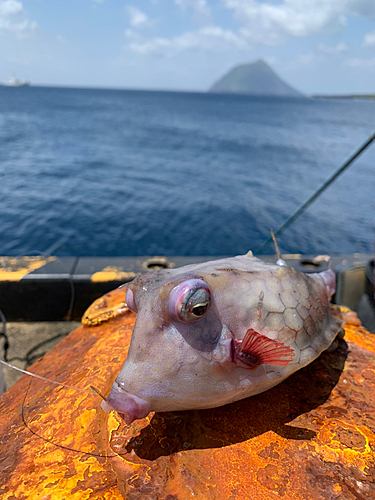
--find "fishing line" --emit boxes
[0,308,63,368]
[0,308,9,362]
[21,377,131,458]
[256,131,375,254]
[66,257,78,321]
[1,348,132,458]
[0,358,93,394]
[13,333,68,367]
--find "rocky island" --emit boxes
[209,59,304,98]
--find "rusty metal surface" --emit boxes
[81,288,128,326]
[0,289,374,499]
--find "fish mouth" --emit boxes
[103,381,151,425]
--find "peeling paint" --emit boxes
[0,256,55,281]
[82,288,130,326]
[91,267,139,283]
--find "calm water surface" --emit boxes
[0,86,374,256]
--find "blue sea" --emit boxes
[0,86,374,257]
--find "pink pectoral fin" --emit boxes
[234,328,294,369]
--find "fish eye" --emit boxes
[169,279,211,323]
[125,289,137,313]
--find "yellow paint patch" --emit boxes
[0,256,55,281]
[82,288,129,326]
[91,266,139,283]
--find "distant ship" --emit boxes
[2,76,30,87]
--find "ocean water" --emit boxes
[0,86,374,257]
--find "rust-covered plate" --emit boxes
[0,289,374,500]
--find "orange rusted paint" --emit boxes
[82,287,128,326]
[0,289,374,499]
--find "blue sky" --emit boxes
[1,0,375,93]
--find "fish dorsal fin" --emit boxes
[236,329,294,369]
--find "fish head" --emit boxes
[105,267,237,423]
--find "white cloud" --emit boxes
[0,0,37,38]
[0,0,22,16]
[295,51,316,65]
[224,0,375,45]
[175,0,211,21]
[286,48,343,71]
[363,30,375,47]
[125,25,249,56]
[55,34,67,43]
[318,42,348,54]
[128,6,151,30]
[347,57,375,68]
[124,29,143,41]
[287,42,349,72]
[264,56,277,66]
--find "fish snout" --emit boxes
[103,382,151,424]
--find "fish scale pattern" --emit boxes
[235,267,334,368]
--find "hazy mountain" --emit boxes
[209,60,304,98]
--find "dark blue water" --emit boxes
[0,86,374,257]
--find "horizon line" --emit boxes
[1,83,374,98]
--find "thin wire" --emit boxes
[256,131,375,254]
[0,308,9,362]
[20,333,67,367]
[21,378,128,458]
[43,234,70,256]
[0,358,93,394]
[65,257,78,321]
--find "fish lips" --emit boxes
[103,382,151,425]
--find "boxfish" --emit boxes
[104,252,342,424]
